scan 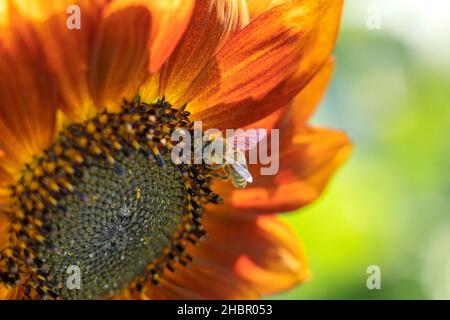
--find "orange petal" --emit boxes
[0,284,21,300]
[158,0,249,103]
[0,163,13,208]
[88,3,152,112]
[146,260,259,300]
[192,214,309,295]
[28,0,107,122]
[139,72,160,104]
[210,126,352,215]
[249,57,335,131]
[0,211,11,251]
[184,0,343,129]
[9,0,68,21]
[0,16,58,174]
[147,0,195,73]
[0,189,11,208]
[286,58,335,123]
[0,284,11,299]
[246,0,286,20]
[235,215,309,295]
[108,0,195,74]
[0,1,10,28]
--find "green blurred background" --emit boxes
[276,0,450,299]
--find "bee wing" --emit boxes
[223,150,247,165]
[231,129,267,151]
[231,162,253,183]
[223,146,253,184]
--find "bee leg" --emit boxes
[206,164,223,171]
[210,172,229,181]
[211,166,230,181]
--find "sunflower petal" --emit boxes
[193,214,309,295]
[286,58,335,123]
[108,0,195,73]
[158,0,249,103]
[0,284,21,300]
[184,0,343,129]
[145,260,259,300]
[146,0,195,73]
[0,0,9,28]
[246,0,286,20]
[9,0,68,22]
[0,284,11,299]
[210,126,351,215]
[88,3,152,112]
[0,211,10,250]
[0,17,57,174]
[29,0,107,121]
[0,163,13,208]
[235,215,309,295]
[249,57,335,131]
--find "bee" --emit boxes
[198,129,267,189]
[222,146,252,189]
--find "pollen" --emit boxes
[0,99,222,300]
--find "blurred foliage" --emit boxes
[274,16,450,299]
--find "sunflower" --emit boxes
[0,0,350,300]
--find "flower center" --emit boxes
[0,99,222,299]
[38,151,184,299]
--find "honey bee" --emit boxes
[222,147,252,189]
[198,129,266,189]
